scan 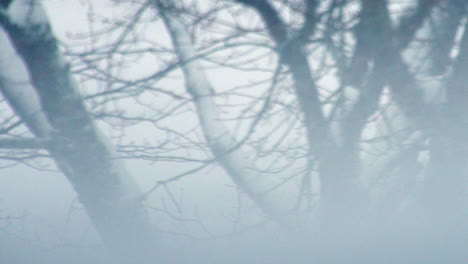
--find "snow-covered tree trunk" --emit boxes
[0,1,157,261]
[158,2,289,220]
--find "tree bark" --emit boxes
[158,2,288,220]
[0,1,157,262]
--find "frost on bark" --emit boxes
[0,1,157,261]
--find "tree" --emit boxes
[0,0,466,263]
[0,0,157,262]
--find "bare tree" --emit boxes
[152,0,467,229]
[0,0,157,262]
[0,0,466,262]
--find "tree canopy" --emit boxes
[0,0,466,263]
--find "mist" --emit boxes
[0,0,466,263]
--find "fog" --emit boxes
[0,0,467,263]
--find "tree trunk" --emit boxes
[0,1,158,262]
